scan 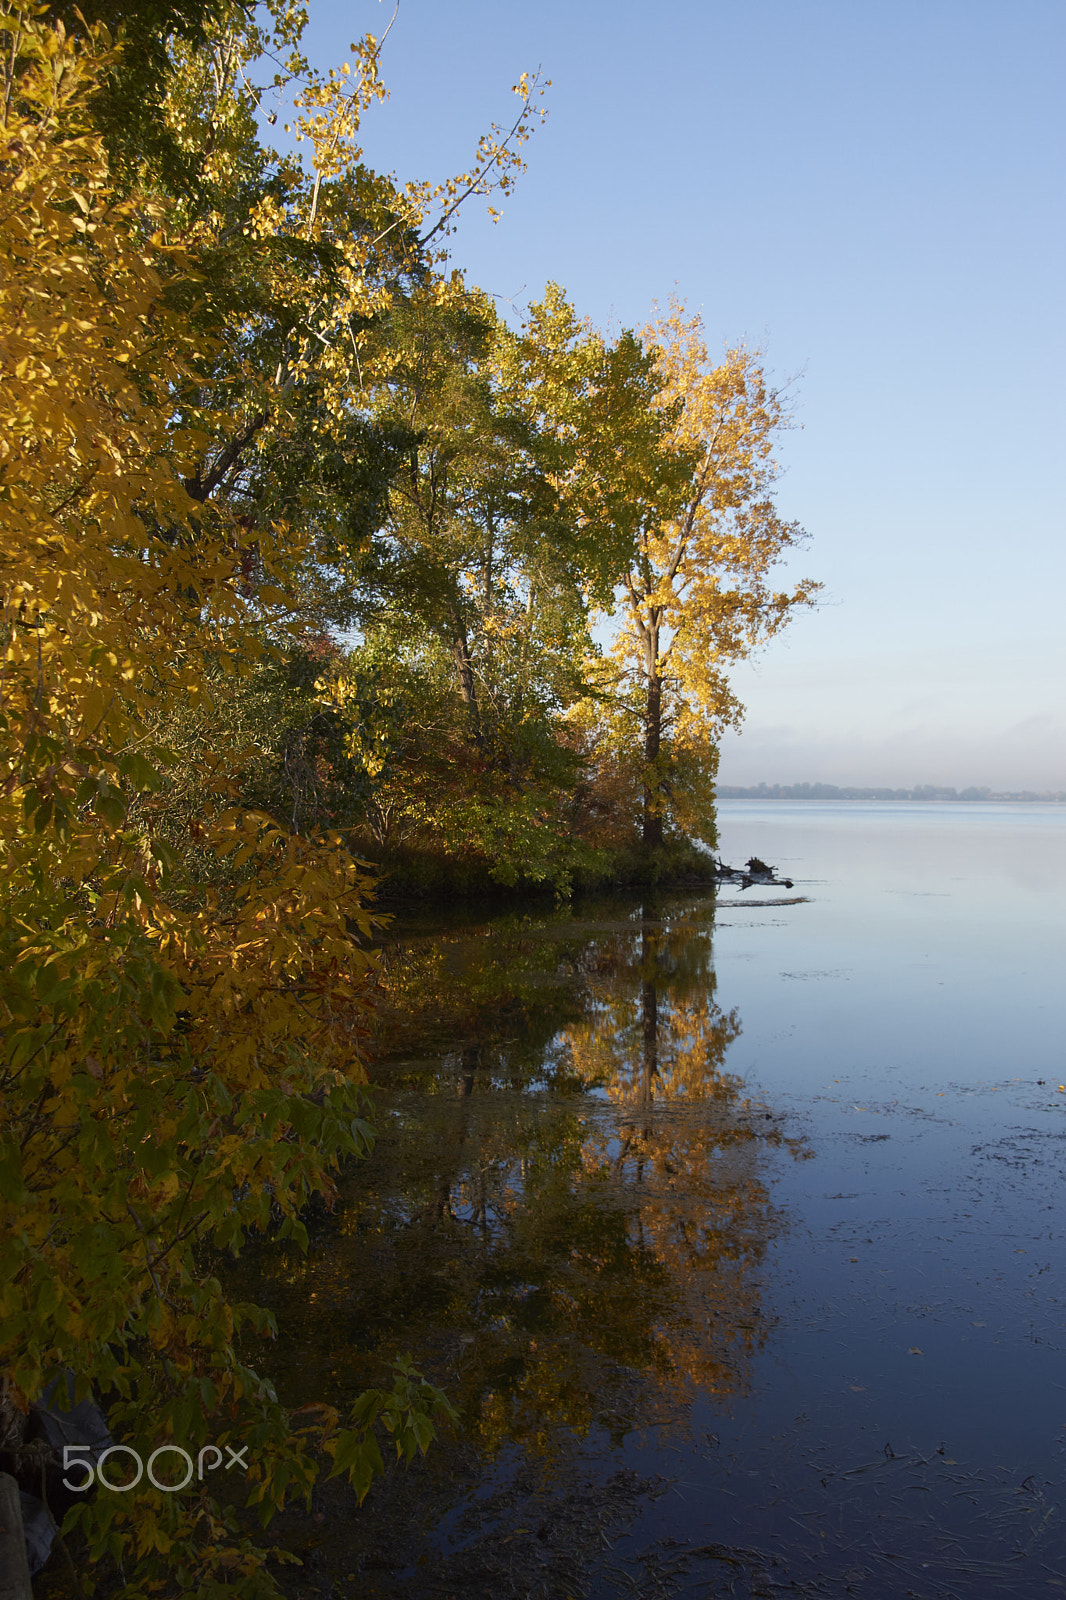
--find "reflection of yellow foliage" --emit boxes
[561,912,776,1403]
[246,901,786,1462]
[562,916,742,1103]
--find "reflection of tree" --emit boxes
[565,906,775,1401]
[565,908,743,1103]
[239,895,790,1462]
[367,907,595,1095]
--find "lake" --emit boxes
[256,801,1066,1599]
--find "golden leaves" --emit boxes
[0,19,381,1545]
[575,300,821,844]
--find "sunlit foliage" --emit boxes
[599,306,820,849]
[0,7,455,1592]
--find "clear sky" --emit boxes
[306,0,1065,789]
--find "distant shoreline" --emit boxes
[717,785,1066,803]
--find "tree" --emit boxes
[330,282,690,889]
[0,10,454,1593]
[608,306,819,850]
[130,7,565,896]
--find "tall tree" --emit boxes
[610,306,819,849]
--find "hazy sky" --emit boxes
[307,0,1065,789]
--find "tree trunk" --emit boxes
[449,610,483,747]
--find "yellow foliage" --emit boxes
[0,12,401,1590]
[602,302,820,847]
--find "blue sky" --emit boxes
[307,0,1065,788]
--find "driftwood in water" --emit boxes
[714,855,794,891]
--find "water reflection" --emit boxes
[561,908,780,1405]
[196,811,1066,1595]
[252,895,795,1473]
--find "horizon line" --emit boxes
[716,782,1066,801]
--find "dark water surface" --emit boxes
[257,802,1066,1599]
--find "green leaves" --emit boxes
[327,1356,459,1502]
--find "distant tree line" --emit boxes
[716,783,1066,802]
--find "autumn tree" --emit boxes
[151,0,547,573]
[603,307,819,850]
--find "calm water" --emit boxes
[256,802,1066,1599]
